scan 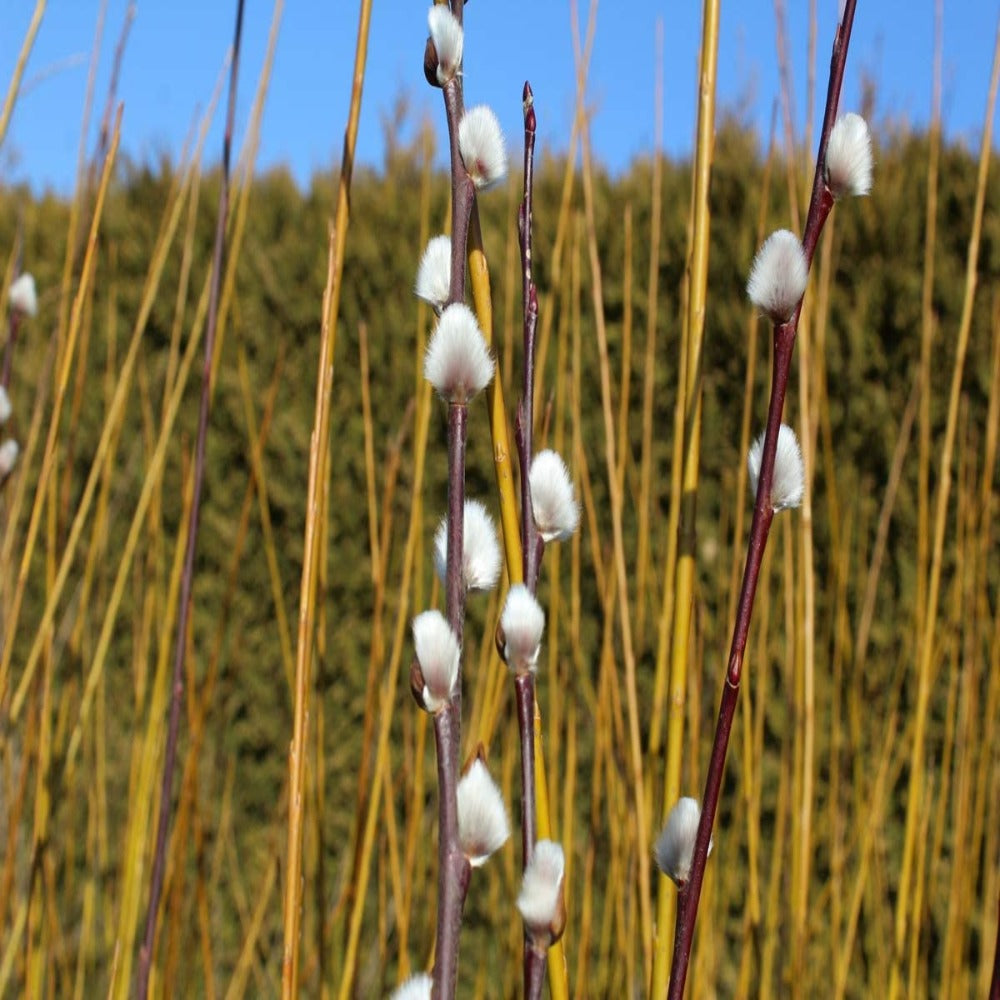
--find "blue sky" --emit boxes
[1,1,998,194]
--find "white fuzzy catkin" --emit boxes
[457,759,510,867]
[411,610,460,712]
[825,112,873,198]
[747,423,805,512]
[517,840,565,934]
[424,302,494,403]
[499,584,544,673]
[427,5,463,85]
[0,386,11,425]
[433,498,502,592]
[0,439,18,479]
[414,235,452,312]
[389,973,432,1000]
[529,449,579,542]
[654,797,711,886]
[746,229,809,324]
[9,273,37,317]
[458,105,507,190]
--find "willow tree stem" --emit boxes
[135,2,245,996]
[665,3,858,995]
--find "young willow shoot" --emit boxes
[415,5,508,998]
[406,7,578,999]
[661,2,872,996]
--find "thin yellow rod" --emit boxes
[281,0,371,992]
[888,20,1000,998]
[0,107,120,713]
[651,0,720,992]
[0,0,46,150]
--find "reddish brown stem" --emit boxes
[445,403,468,634]
[442,79,473,307]
[666,2,858,996]
[431,401,469,1000]
[428,11,479,996]
[431,701,471,999]
[512,78,550,1000]
[517,83,540,591]
[524,945,547,1000]
[514,672,537,864]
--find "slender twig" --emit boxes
[135,3,244,996]
[665,4,858,997]
[514,672,538,861]
[650,0,718,987]
[88,3,135,195]
[431,400,470,999]
[285,0,372,990]
[430,696,469,999]
[444,406,468,632]
[511,81,547,992]
[0,0,45,152]
[889,19,1000,997]
[468,205,524,586]
[517,83,541,593]
[514,83,539,593]
[442,83,471,308]
[525,945,546,1000]
[430,14,479,991]
[0,108,120,718]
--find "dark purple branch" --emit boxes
[519,82,536,323]
[524,945,547,1000]
[517,84,541,591]
[428,16,476,998]
[513,79,549,1000]
[803,0,857,258]
[665,673,739,995]
[442,81,473,307]
[95,4,135,174]
[431,399,469,1000]
[666,4,859,996]
[445,403,468,634]
[514,672,538,864]
[135,2,244,996]
[431,702,472,999]
[725,332,792,688]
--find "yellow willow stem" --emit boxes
[337,383,432,1000]
[108,461,194,1000]
[281,0,371,992]
[467,210,522,586]
[0,108,119,714]
[636,19,664,647]
[0,0,45,149]
[888,21,1000,999]
[651,0,719,993]
[580,117,653,983]
[7,147,196,721]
